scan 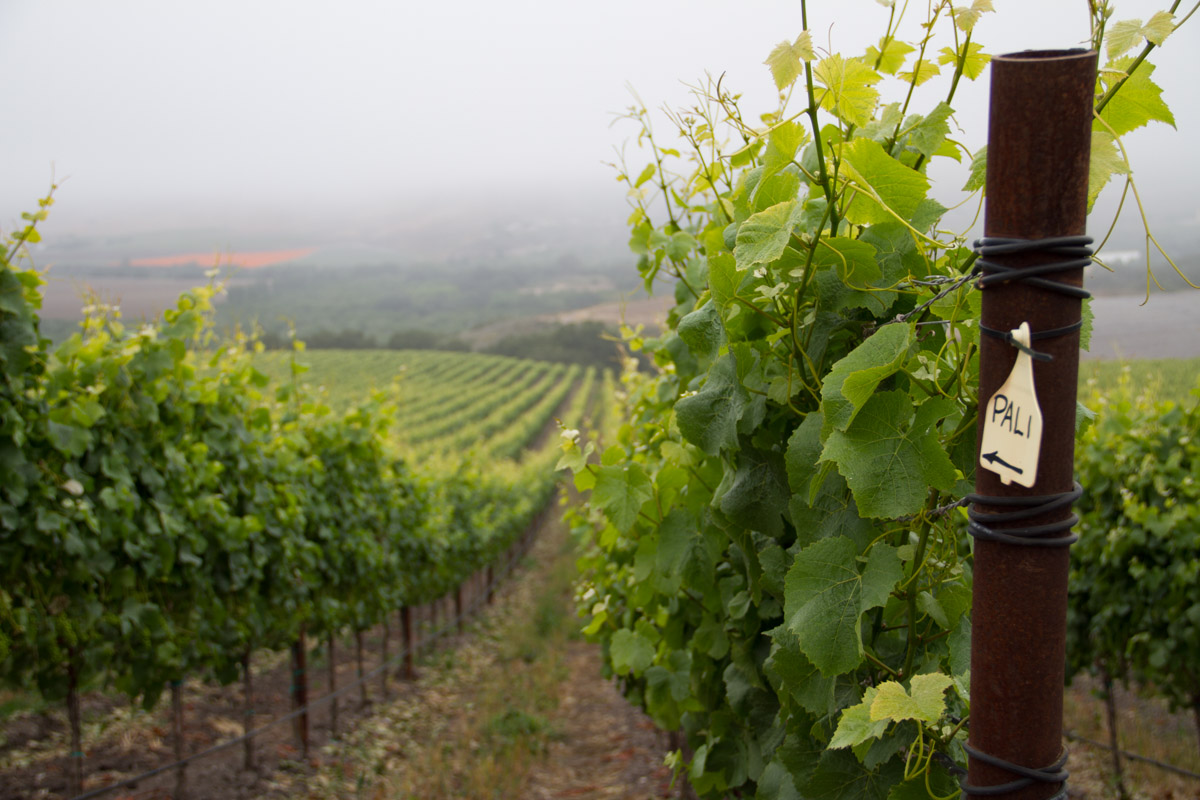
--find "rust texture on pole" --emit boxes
[970,49,1096,800]
[172,680,187,800]
[401,606,416,679]
[291,632,309,759]
[328,634,338,738]
[242,652,254,771]
[67,655,83,796]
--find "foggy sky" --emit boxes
[1,0,1197,241]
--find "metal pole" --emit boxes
[291,632,309,759]
[969,49,1096,800]
[401,606,416,680]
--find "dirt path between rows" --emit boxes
[523,641,679,800]
[240,502,687,800]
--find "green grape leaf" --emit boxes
[1080,297,1093,352]
[809,237,882,284]
[909,199,946,236]
[1097,58,1175,137]
[904,102,953,158]
[784,536,902,675]
[610,628,655,676]
[735,201,805,269]
[666,231,698,261]
[717,445,790,538]
[765,32,816,90]
[592,461,653,532]
[1087,131,1129,212]
[821,392,957,519]
[765,624,839,715]
[676,353,748,455]
[838,138,930,226]
[963,146,987,192]
[953,0,994,34]
[757,760,805,800]
[897,58,940,87]
[786,412,824,495]
[709,252,747,312]
[47,421,92,458]
[790,470,876,554]
[657,510,718,596]
[803,749,905,800]
[1106,12,1175,60]
[830,687,887,748]
[678,300,725,364]
[762,121,808,186]
[821,323,914,435]
[870,673,953,723]
[634,163,657,187]
[813,55,882,127]
[937,42,990,81]
[865,38,915,76]
[1143,10,1177,45]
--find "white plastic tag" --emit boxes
[979,322,1043,487]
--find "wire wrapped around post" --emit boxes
[966,48,1097,800]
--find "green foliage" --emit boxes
[484,321,624,369]
[562,2,1183,797]
[1067,376,1200,718]
[0,210,579,707]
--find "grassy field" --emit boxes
[1079,357,1200,404]
[259,349,1200,410]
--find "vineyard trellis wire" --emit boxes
[64,503,548,800]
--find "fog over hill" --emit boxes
[4,0,1197,352]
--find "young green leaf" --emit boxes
[937,42,990,81]
[734,201,805,268]
[830,687,889,749]
[838,138,930,226]
[820,323,914,434]
[1087,131,1129,212]
[865,38,916,76]
[765,32,816,91]
[953,0,994,34]
[813,55,883,128]
[1096,58,1175,137]
[869,673,953,723]
[1105,12,1175,60]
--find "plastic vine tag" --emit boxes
[979,322,1042,487]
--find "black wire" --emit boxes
[978,319,1083,362]
[66,534,537,800]
[965,482,1082,548]
[961,743,1069,799]
[975,235,1092,361]
[974,236,1093,300]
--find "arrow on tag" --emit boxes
[979,322,1043,487]
[981,451,1023,474]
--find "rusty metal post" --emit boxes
[171,679,188,800]
[970,49,1096,800]
[242,651,254,771]
[291,632,309,759]
[401,605,416,679]
[327,633,338,738]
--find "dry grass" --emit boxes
[260,520,579,799]
[1064,676,1200,799]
